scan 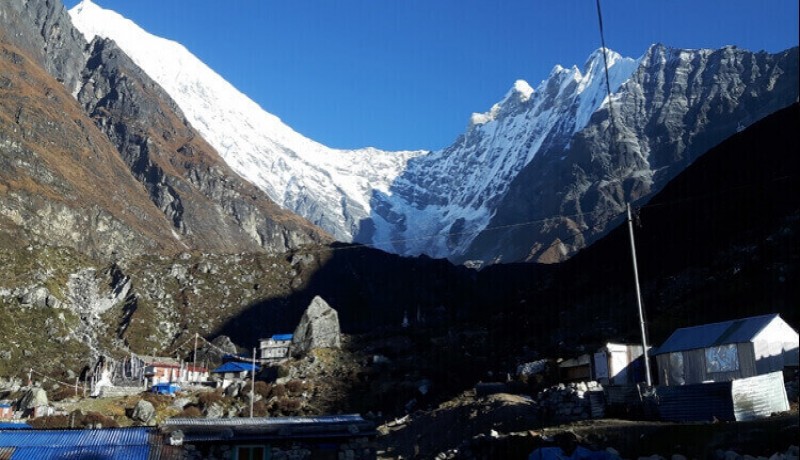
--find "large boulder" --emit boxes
[291,296,341,357]
[131,399,156,425]
[20,387,48,409]
[195,335,239,364]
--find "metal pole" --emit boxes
[627,203,652,387]
[250,347,256,418]
[192,332,198,381]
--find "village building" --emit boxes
[144,360,181,386]
[592,342,647,385]
[142,358,209,387]
[0,403,12,420]
[211,361,260,389]
[259,334,293,361]
[652,313,799,386]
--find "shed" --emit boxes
[592,343,647,385]
[653,314,798,386]
[558,354,591,382]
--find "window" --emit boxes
[705,344,739,373]
[236,445,269,460]
[668,352,685,385]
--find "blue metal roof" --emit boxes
[211,361,260,374]
[271,334,293,341]
[0,427,153,459]
[0,423,30,430]
[655,314,779,355]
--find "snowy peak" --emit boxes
[69,1,423,243]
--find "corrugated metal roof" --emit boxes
[654,314,778,355]
[271,334,293,341]
[0,423,29,430]
[162,414,366,427]
[211,361,260,374]
[0,427,153,460]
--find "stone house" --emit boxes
[259,334,293,361]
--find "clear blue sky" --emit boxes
[66,0,798,152]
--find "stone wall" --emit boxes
[181,437,375,460]
[535,381,604,423]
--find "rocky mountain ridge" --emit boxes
[1,0,330,260]
[69,1,799,264]
[464,44,799,263]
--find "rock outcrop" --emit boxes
[131,399,156,425]
[291,296,341,357]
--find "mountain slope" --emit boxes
[69,0,423,244]
[1,0,330,258]
[0,38,182,257]
[464,44,799,264]
[361,51,639,257]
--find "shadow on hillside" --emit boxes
[210,103,800,415]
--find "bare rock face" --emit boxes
[131,399,155,425]
[20,387,48,409]
[291,296,341,357]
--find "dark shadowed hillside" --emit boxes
[479,102,799,358]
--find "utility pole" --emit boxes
[250,347,256,418]
[627,203,652,387]
[192,332,198,379]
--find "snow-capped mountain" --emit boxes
[69,0,422,243]
[363,51,639,257]
[69,1,799,264]
[68,0,637,257]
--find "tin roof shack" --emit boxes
[653,314,798,386]
[592,343,647,386]
[211,361,260,389]
[161,415,377,460]
[260,334,293,361]
[558,354,591,382]
[0,427,162,459]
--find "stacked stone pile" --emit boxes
[535,381,603,422]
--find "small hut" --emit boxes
[653,313,798,386]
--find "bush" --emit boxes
[275,397,302,414]
[254,381,272,399]
[285,379,305,395]
[29,411,119,429]
[48,385,78,402]
[178,406,202,418]
[198,389,224,408]
[272,384,287,398]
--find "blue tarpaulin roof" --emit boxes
[0,427,152,459]
[271,334,293,341]
[211,361,260,374]
[654,314,779,355]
